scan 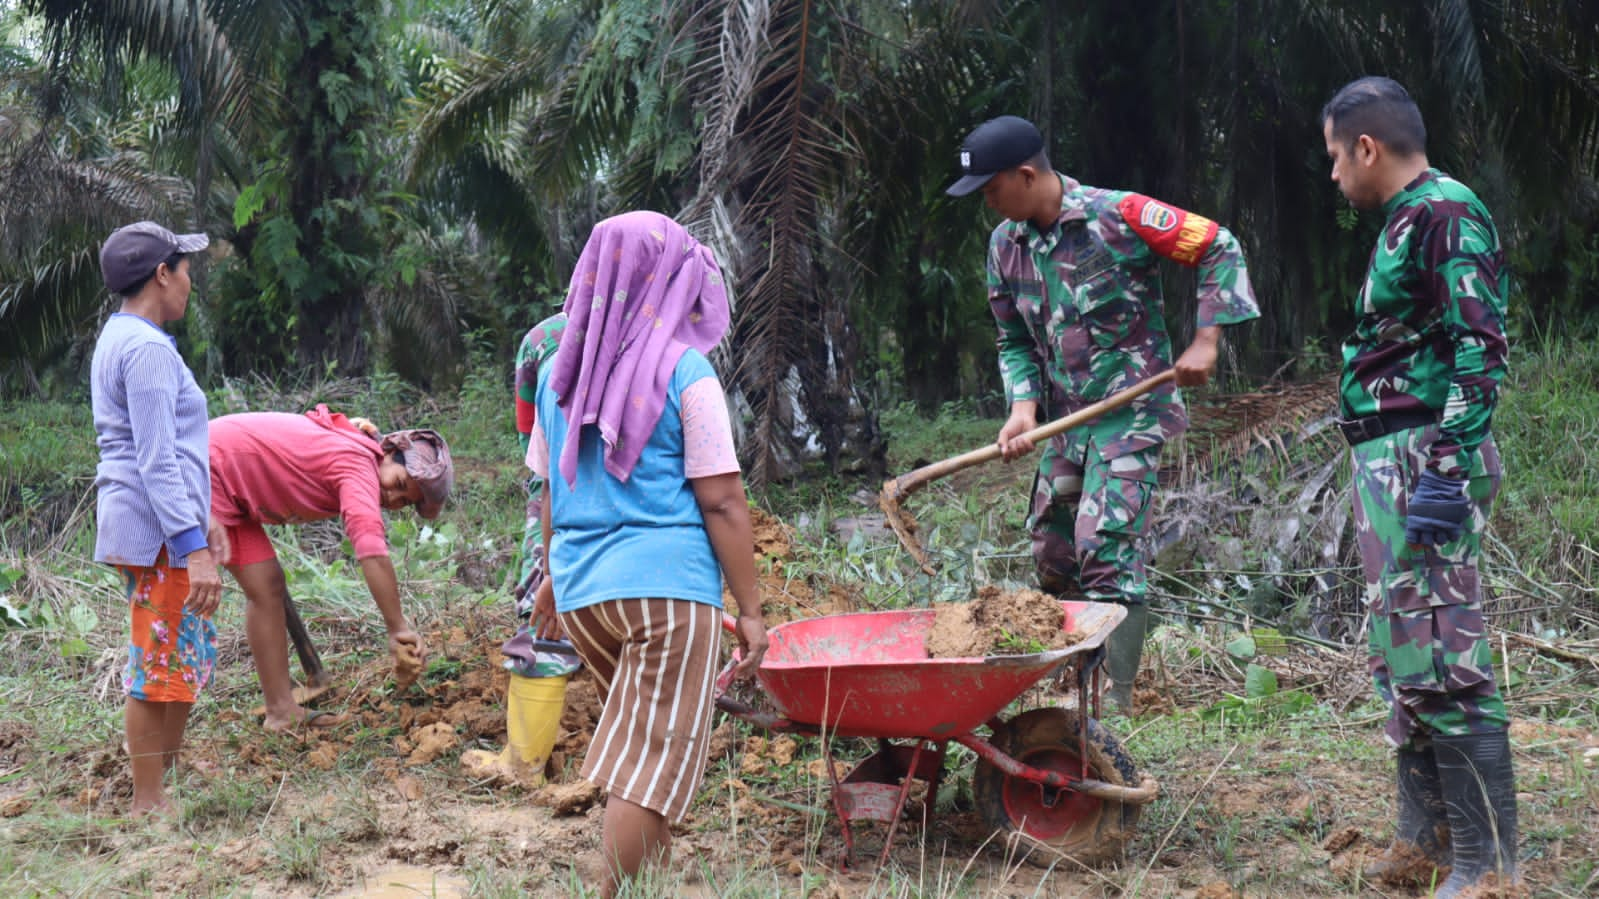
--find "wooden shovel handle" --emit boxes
[886,369,1177,501]
[283,593,327,684]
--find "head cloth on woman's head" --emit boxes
[547,211,731,486]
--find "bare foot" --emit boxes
[129,797,175,819]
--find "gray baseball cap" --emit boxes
[99,221,209,294]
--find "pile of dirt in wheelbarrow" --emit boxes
[926,585,1082,658]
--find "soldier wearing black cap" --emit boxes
[949,115,1261,714]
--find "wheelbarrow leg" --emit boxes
[830,739,948,869]
[822,738,857,866]
[876,741,924,869]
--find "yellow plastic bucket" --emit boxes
[505,672,568,772]
[460,672,568,786]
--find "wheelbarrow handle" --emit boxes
[713,612,742,697]
[711,611,813,733]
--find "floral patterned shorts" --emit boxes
[120,552,217,703]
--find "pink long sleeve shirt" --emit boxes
[208,407,391,559]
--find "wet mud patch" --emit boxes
[926,585,1080,658]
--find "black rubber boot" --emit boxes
[1363,744,1451,886]
[1103,602,1148,714]
[1433,730,1520,898]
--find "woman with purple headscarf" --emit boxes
[528,211,767,896]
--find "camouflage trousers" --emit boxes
[1029,438,1160,603]
[1351,426,1506,749]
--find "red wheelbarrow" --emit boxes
[716,600,1159,868]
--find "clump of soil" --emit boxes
[724,507,859,624]
[1359,840,1451,888]
[925,585,1079,658]
[749,506,792,559]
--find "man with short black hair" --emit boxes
[948,115,1260,714]
[1321,75,1518,898]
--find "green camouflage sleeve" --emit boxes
[987,231,1046,405]
[514,330,540,455]
[1192,225,1261,329]
[515,313,567,455]
[1116,193,1259,328]
[1422,208,1509,477]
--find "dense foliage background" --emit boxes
[3,1,1597,481]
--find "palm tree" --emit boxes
[0,11,207,389]
[9,0,418,379]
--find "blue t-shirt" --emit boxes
[537,350,724,613]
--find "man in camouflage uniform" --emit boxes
[513,312,568,609]
[1322,77,1518,897]
[947,116,1260,713]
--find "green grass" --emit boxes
[878,394,1006,473]
[1486,332,1599,627]
[1,334,1596,897]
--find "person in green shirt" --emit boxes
[1322,75,1517,898]
[948,115,1260,713]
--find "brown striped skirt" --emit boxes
[559,598,722,821]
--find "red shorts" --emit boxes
[225,522,278,568]
[120,551,218,703]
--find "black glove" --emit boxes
[1405,470,1470,546]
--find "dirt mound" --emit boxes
[190,622,607,808]
[926,585,1080,658]
[750,506,792,558]
[728,507,860,623]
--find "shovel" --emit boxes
[879,370,1177,572]
[249,594,331,718]
[283,594,332,703]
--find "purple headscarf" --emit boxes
[548,211,730,486]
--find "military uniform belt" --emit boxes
[1336,409,1441,446]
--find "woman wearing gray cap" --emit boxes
[90,221,225,817]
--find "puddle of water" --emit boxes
[333,865,469,898]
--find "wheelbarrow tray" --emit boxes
[754,600,1124,740]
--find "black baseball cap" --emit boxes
[945,115,1046,197]
[99,221,209,294]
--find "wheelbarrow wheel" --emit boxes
[972,708,1141,867]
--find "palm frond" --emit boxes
[1164,375,1342,488]
[24,0,264,137]
[710,0,859,483]
[0,247,106,361]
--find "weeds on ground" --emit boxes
[1,337,1596,896]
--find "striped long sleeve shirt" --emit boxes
[90,313,211,567]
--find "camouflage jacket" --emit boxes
[515,312,568,455]
[1339,169,1508,479]
[988,174,1260,459]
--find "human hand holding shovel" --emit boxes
[879,371,1178,573]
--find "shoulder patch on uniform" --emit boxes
[1119,194,1220,265]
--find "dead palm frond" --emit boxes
[1163,374,1342,486]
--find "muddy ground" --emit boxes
[2,508,1595,897]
